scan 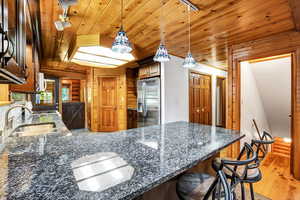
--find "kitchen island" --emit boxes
[0,114,243,200]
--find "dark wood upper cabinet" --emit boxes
[138,63,160,79]
[7,0,41,92]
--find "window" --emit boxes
[36,79,56,105]
[11,92,27,101]
[62,85,71,102]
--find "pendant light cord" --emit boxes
[160,0,165,44]
[121,0,123,28]
[188,5,191,53]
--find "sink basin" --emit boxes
[11,122,57,137]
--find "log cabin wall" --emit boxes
[227,30,300,179]
[87,67,127,132]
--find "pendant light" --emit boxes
[112,0,132,54]
[182,5,197,68]
[153,0,170,62]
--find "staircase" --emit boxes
[272,137,291,158]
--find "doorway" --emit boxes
[240,54,296,199]
[98,77,118,132]
[240,55,292,155]
[189,71,212,125]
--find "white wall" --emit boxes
[161,55,189,123]
[161,55,227,125]
[250,57,291,138]
[240,61,271,145]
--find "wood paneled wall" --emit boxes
[126,68,138,109]
[0,85,9,105]
[227,30,300,179]
[87,67,127,132]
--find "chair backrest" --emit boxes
[221,143,258,181]
[251,131,274,162]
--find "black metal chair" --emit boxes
[176,170,234,200]
[251,131,274,163]
[176,143,257,200]
[213,138,276,200]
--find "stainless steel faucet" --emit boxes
[4,105,33,132]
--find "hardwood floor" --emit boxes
[254,153,300,200]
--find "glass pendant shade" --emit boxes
[112,27,132,54]
[182,51,197,68]
[153,43,170,62]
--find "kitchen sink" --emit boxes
[10,122,57,137]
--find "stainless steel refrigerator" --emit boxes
[137,77,161,127]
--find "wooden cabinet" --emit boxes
[149,64,160,76]
[8,0,41,93]
[10,45,39,93]
[138,63,160,79]
[127,109,137,129]
[138,67,150,79]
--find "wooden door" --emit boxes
[189,72,212,125]
[99,77,118,131]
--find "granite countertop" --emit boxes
[0,118,243,200]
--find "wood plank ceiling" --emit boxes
[39,0,295,72]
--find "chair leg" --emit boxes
[249,183,255,200]
[240,183,246,200]
[203,178,218,200]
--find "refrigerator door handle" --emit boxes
[143,85,147,117]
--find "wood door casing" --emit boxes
[216,77,226,127]
[189,72,212,125]
[98,77,118,132]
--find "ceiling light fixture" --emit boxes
[153,0,170,63]
[182,5,197,68]
[55,0,78,31]
[78,46,134,61]
[112,0,132,54]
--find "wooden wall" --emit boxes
[227,30,300,179]
[0,85,10,105]
[126,68,138,109]
[87,67,127,132]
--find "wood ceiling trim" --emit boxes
[288,0,300,31]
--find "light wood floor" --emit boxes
[254,153,300,200]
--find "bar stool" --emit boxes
[251,131,274,163]
[212,139,271,200]
[176,143,257,200]
[176,170,233,200]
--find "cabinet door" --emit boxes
[10,45,36,92]
[149,64,160,77]
[138,67,150,79]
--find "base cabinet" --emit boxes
[127,109,137,129]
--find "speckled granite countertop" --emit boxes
[0,118,243,200]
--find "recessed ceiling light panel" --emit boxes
[78,46,135,61]
[73,52,126,66]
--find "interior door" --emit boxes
[99,77,118,132]
[189,72,212,125]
